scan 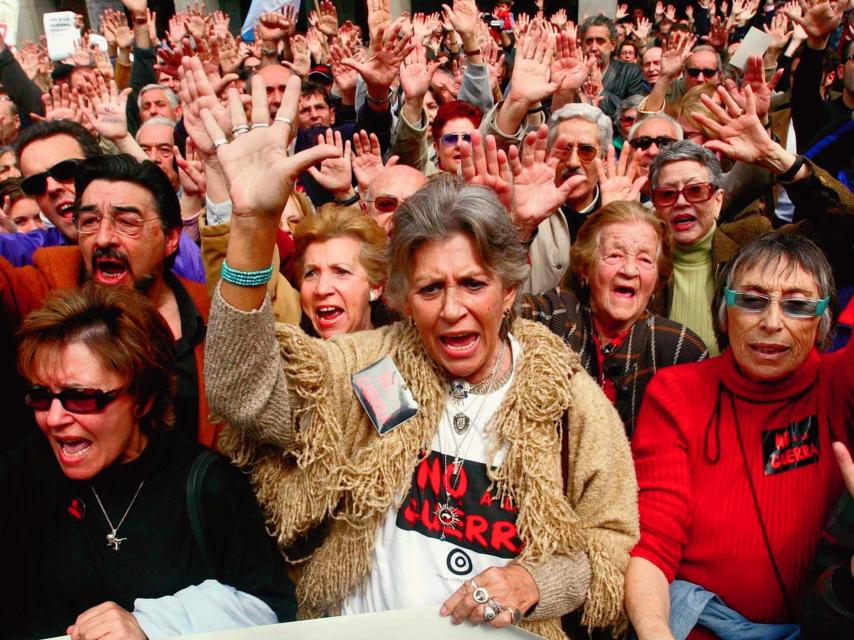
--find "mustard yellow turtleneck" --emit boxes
[670,224,719,355]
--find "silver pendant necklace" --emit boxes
[448,343,506,436]
[436,342,509,539]
[91,481,145,551]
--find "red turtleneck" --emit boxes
[631,343,854,635]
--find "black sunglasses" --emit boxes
[25,385,122,414]
[629,136,677,151]
[21,159,81,197]
[685,67,718,78]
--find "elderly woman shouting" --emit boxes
[521,201,708,436]
[201,75,638,638]
[626,233,854,639]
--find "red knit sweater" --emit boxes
[631,343,854,635]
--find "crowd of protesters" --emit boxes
[0,0,853,638]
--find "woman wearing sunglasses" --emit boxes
[626,233,854,640]
[1,284,295,639]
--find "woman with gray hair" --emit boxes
[199,76,638,639]
[627,233,854,639]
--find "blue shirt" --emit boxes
[0,228,206,283]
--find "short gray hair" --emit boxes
[628,113,684,141]
[579,15,618,42]
[385,175,529,318]
[617,95,644,122]
[649,139,721,189]
[714,233,836,351]
[138,84,179,110]
[136,117,177,136]
[548,104,612,155]
[688,45,722,72]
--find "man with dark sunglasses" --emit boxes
[0,153,220,451]
[626,113,683,195]
[6,119,202,282]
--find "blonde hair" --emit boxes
[666,83,718,140]
[294,205,388,287]
[567,201,673,291]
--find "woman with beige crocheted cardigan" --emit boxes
[199,74,639,640]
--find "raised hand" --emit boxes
[763,12,792,49]
[176,139,207,197]
[723,54,783,120]
[442,0,479,38]
[329,41,359,96]
[343,20,414,91]
[694,84,775,165]
[507,29,558,105]
[507,125,586,241]
[78,76,132,141]
[284,34,311,77]
[702,16,730,49]
[199,74,339,219]
[459,131,514,211]
[665,3,678,20]
[352,130,399,193]
[634,16,652,41]
[35,84,80,123]
[596,146,646,206]
[784,0,844,45]
[400,42,445,100]
[185,2,207,41]
[0,196,17,233]
[306,129,353,196]
[317,0,340,38]
[616,4,629,20]
[180,58,228,158]
[661,30,696,80]
[550,8,568,27]
[367,0,392,44]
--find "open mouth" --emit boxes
[314,305,344,328]
[613,284,637,299]
[56,437,92,461]
[671,213,696,232]
[93,257,130,285]
[439,332,480,355]
[57,202,75,222]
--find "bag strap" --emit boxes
[186,449,219,575]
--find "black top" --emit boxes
[167,271,206,441]
[0,430,296,639]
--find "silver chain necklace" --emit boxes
[435,342,509,539]
[91,481,145,551]
[447,343,506,436]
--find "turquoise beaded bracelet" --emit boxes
[221,259,274,287]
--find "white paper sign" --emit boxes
[43,12,81,62]
[728,26,773,71]
[42,606,546,640]
[241,0,301,41]
[0,0,19,47]
[578,0,618,22]
[88,33,109,52]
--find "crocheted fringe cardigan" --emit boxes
[206,294,638,640]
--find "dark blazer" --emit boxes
[600,59,646,116]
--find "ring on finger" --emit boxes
[212,138,228,149]
[274,115,294,126]
[232,124,250,136]
[505,606,522,625]
[251,123,270,129]
[472,587,490,605]
[483,603,498,622]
